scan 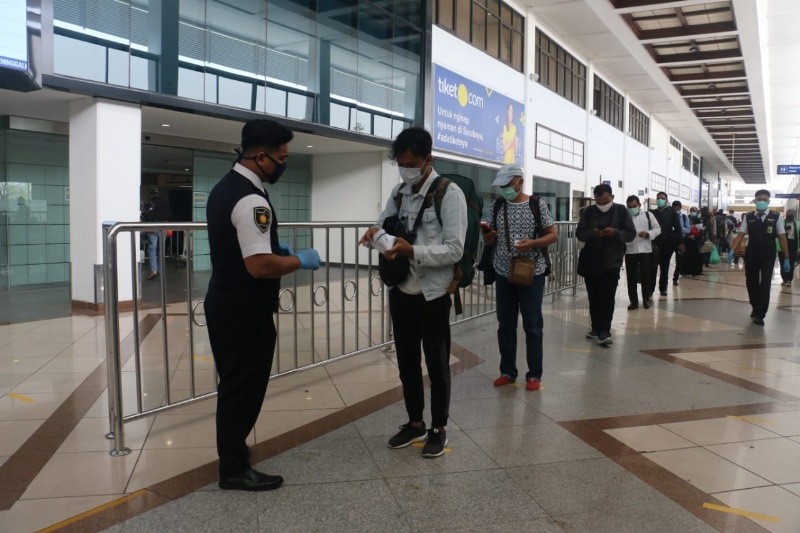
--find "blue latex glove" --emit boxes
[784,259,791,273]
[278,243,294,256]
[295,249,321,270]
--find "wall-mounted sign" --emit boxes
[0,0,28,72]
[777,165,800,175]
[432,64,524,164]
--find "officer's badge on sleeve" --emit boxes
[253,207,271,233]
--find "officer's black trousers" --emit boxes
[655,241,676,292]
[205,295,276,478]
[389,289,451,428]
[744,253,776,319]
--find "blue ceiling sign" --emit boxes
[777,165,800,175]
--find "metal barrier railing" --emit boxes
[102,220,581,455]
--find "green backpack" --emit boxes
[390,173,483,314]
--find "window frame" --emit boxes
[593,75,624,131]
[534,29,586,108]
[628,103,650,146]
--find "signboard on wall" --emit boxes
[432,64,524,164]
[0,0,28,72]
[777,165,800,175]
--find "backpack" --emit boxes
[491,196,552,276]
[391,173,482,315]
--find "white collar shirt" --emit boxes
[626,210,661,254]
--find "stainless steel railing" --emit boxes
[102,220,581,455]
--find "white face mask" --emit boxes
[597,202,613,213]
[399,166,422,186]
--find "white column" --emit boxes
[69,98,142,307]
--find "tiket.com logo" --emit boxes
[438,77,485,109]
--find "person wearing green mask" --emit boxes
[624,196,661,310]
[483,164,557,390]
[651,191,685,295]
[730,190,791,325]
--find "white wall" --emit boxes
[311,151,390,265]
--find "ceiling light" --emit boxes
[689,45,698,53]
[708,84,717,91]
[161,123,170,127]
[306,145,313,148]
[184,168,190,171]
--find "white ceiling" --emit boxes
[522,0,800,187]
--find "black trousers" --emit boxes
[682,239,703,276]
[655,240,676,292]
[625,253,652,305]
[779,243,798,282]
[673,247,683,282]
[744,253,776,319]
[389,289,451,428]
[205,294,276,478]
[584,268,620,335]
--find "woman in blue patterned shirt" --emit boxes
[482,164,558,391]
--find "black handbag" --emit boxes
[378,188,431,287]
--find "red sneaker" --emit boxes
[493,375,514,387]
[526,379,541,391]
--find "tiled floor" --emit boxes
[0,263,798,532]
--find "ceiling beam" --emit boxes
[636,22,738,44]
[679,87,749,98]
[667,69,746,83]
[655,49,743,66]
[689,98,751,109]
[613,0,729,15]
[696,110,754,119]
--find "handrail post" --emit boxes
[103,222,130,456]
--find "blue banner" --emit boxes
[433,64,525,165]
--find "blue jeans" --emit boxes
[146,232,159,273]
[496,274,545,382]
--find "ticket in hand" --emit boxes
[372,229,396,253]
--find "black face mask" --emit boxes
[236,149,287,184]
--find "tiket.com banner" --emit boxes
[433,64,524,164]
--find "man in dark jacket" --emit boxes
[650,192,685,295]
[576,184,636,345]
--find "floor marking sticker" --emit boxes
[702,502,779,524]
[726,415,776,424]
[8,393,34,403]
[37,490,148,532]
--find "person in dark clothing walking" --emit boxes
[650,192,685,295]
[205,119,321,491]
[730,190,791,325]
[576,184,636,346]
[141,188,172,280]
[673,201,690,284]
[779,210,798,286]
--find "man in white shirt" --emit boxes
[624,195,661,310]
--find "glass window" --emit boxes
[51,0,423,135]
[435,0,524,72]
[593,76,624,131]
[535,123,584,170]
[535,30,585,108]
[628,104,650,146]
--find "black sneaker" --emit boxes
[422,428,448,458]
[586,330,598,339]
[387,423,427,449]
[660,290,668,296]
[673,280,679,286]
[597,332,613,346]
[752,317,765,326]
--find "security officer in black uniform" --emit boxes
[205,119,320,491]
[730,189,791,326]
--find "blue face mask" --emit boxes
[756,200,769,212]
[629,207,640,216]
[500,183,520,201]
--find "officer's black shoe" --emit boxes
[643,300,652,309]
[750,310,757,319]
[752,317,765,326]
[219,469,284,492]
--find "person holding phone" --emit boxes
[482,164,557,390]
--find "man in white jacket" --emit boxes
[624,195,661,310]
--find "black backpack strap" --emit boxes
[491,197,504,230]
[645,211,652,230]
[432,177,450,226]
[528,196,552,274]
